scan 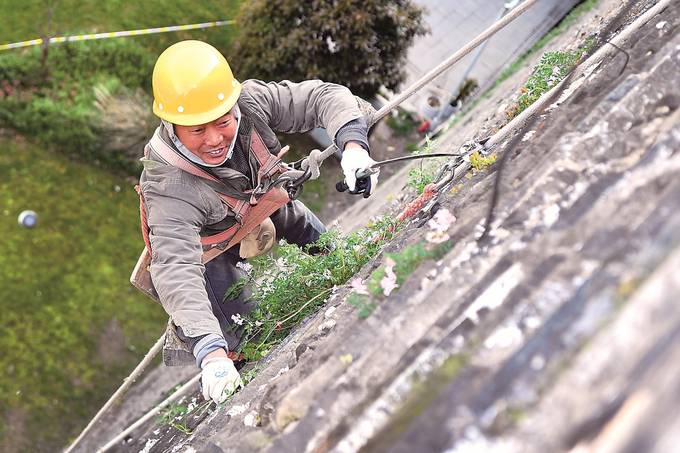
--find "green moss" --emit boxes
[347,294,378,318]
[353,240,453,313]
[367,242,434,297]
[469,151,497,171]
[360,354,468,452]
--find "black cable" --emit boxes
[477,36,632,244]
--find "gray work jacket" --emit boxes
[139,79,369,345]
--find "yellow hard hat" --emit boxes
[152,40,241,126]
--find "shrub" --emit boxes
[0,40,156,172]
[232,0,427,99]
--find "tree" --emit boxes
[231,0,427,99]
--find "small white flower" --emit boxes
[227,403,249,416]
[236,261,253,273]
[322,269,332,280]
[326,35,339,54]
[231,314,245,326]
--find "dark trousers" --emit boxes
[203,200,326,350]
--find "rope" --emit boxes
[298,0,541,180]
[63,334,165,453]
[96,373,202,453]
[0,20,235,51]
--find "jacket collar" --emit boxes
[160,104,242,168]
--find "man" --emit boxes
[138,40,379,404]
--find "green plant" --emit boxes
[232,216,401,361]
[232,0,427,99]
[506,42,592,119]
[157,396,213,435]
[407,167,435,194]
[494,0,599,93]
[452,0,600,125]
[407,138,439,193]
[345,240,453,318]
[386,110,417,137]
[367,241,450,297]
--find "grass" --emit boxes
[0,0,243,56]
[0,138,168,451]
[0,0,245,175]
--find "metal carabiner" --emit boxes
[284,167,311,200]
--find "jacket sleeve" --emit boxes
[142,175,224,340]
[242,79,368,148]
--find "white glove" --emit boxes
[340,148,379,197]
[201,357,242,404]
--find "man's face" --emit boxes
[174,110,238,165]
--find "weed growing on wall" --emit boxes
[228,216,401,361]
[469,151,497,171]
[506,40,593,119]
[347,240,454,318]
[407,138,441,193]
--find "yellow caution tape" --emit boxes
[0,20,236,51]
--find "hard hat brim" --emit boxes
[153,81,242,126]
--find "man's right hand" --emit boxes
[201,356,242,404]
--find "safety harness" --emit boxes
[131,127,290,302]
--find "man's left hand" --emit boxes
[340,147,379,198]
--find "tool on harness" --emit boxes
[335,152,465,193]
[281,167,311,200]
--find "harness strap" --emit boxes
[135,185,152,253]
[148,131,244,213]
[140,127,290,259]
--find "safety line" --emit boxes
[0,20,235,51]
